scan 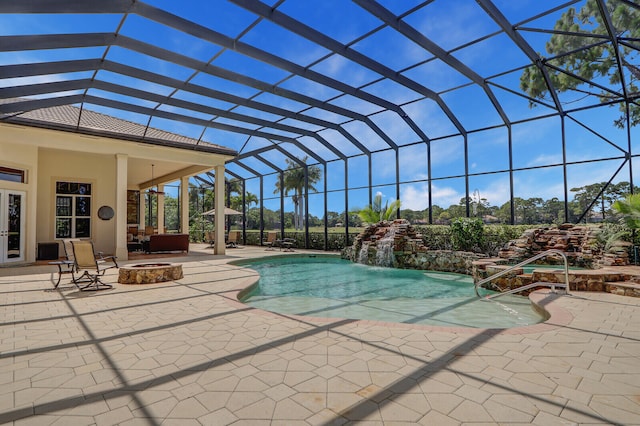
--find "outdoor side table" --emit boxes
[281,238,295,252]
[127,242,143,252]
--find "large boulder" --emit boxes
[498,223,628,267]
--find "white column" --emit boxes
[27,150,38,263]
[157,184,165,233]
[180,176,189,235]
[214,164,226,255]
[115,154,129,261]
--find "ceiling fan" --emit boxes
[146,164,165,195]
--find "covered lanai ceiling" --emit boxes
[1,0,639,220]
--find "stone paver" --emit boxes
[1,245,639,425]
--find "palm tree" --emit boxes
[230,191,258,212]
[356,193,401,225]
[274,157,322,230]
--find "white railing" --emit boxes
[474,249,570,299]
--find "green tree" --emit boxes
[513,197,544,224]
[541,197,565,224]
[355,193,401,224]
[164,196,179,231]
[400,208,420,223]
[273,157,322,230]
[325,211,342,227]
[229,191,258,212]
[245,207,261,230]
[436,210,451,224]
[307,214,322,227]
[468,192,492,218]
[430,205,444,222]
[495,201,512,224]
[571,183,605,222]
[226,179,242,196]
[570,181,633,222]
[520,0,639,128]
[143,192,158,228]
[189,185,214,216]
[445,203,466,220]
[347,210,362,227]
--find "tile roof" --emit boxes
[0,99,236,156]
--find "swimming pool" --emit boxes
[237,255,545,329]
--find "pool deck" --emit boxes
[1,244,639,425]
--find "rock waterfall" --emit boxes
[349,219,429,268]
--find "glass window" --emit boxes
[56,197,72,217]
[55,181,92,239]
[0,166,25,183]
[75,197,91,216]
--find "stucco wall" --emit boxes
[38,149,117,256]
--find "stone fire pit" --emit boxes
[118,262,183,284]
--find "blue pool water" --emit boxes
[520,264,582,274]
[238,255,544,329]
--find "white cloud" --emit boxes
[411,2,493,51]
[313,54,374,88]
[401,184,429,210]
[402,98,460,139]
[432,184,463,208]
[401,182,462,210]
[0,74,64,89]
[370,109,421,145]
[475,180,511,206]
[526,153,563,167]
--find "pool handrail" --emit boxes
[474,249,570,298]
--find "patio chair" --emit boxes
[226,230,241,248]
[127,225,139,237]
[206,230,215,247]
[70,240,118,291]
[50,238,89,287]
[263,231,278,250]
[62,238,79,261]
[64,238,116,272]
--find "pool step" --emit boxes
[604,281,640,297]
[484,281,567,300]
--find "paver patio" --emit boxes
[1,245,639,425]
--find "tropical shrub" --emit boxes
[241,224,539,256]
[450,217,485,252]
[612,194,640,230]
[593,222,631,252]
[356,193,401,224]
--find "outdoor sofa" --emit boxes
[143,233,189,254]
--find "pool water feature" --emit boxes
[238,256,544,329]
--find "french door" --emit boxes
[0,190,25,264]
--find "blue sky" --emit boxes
[1,0,637,218]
